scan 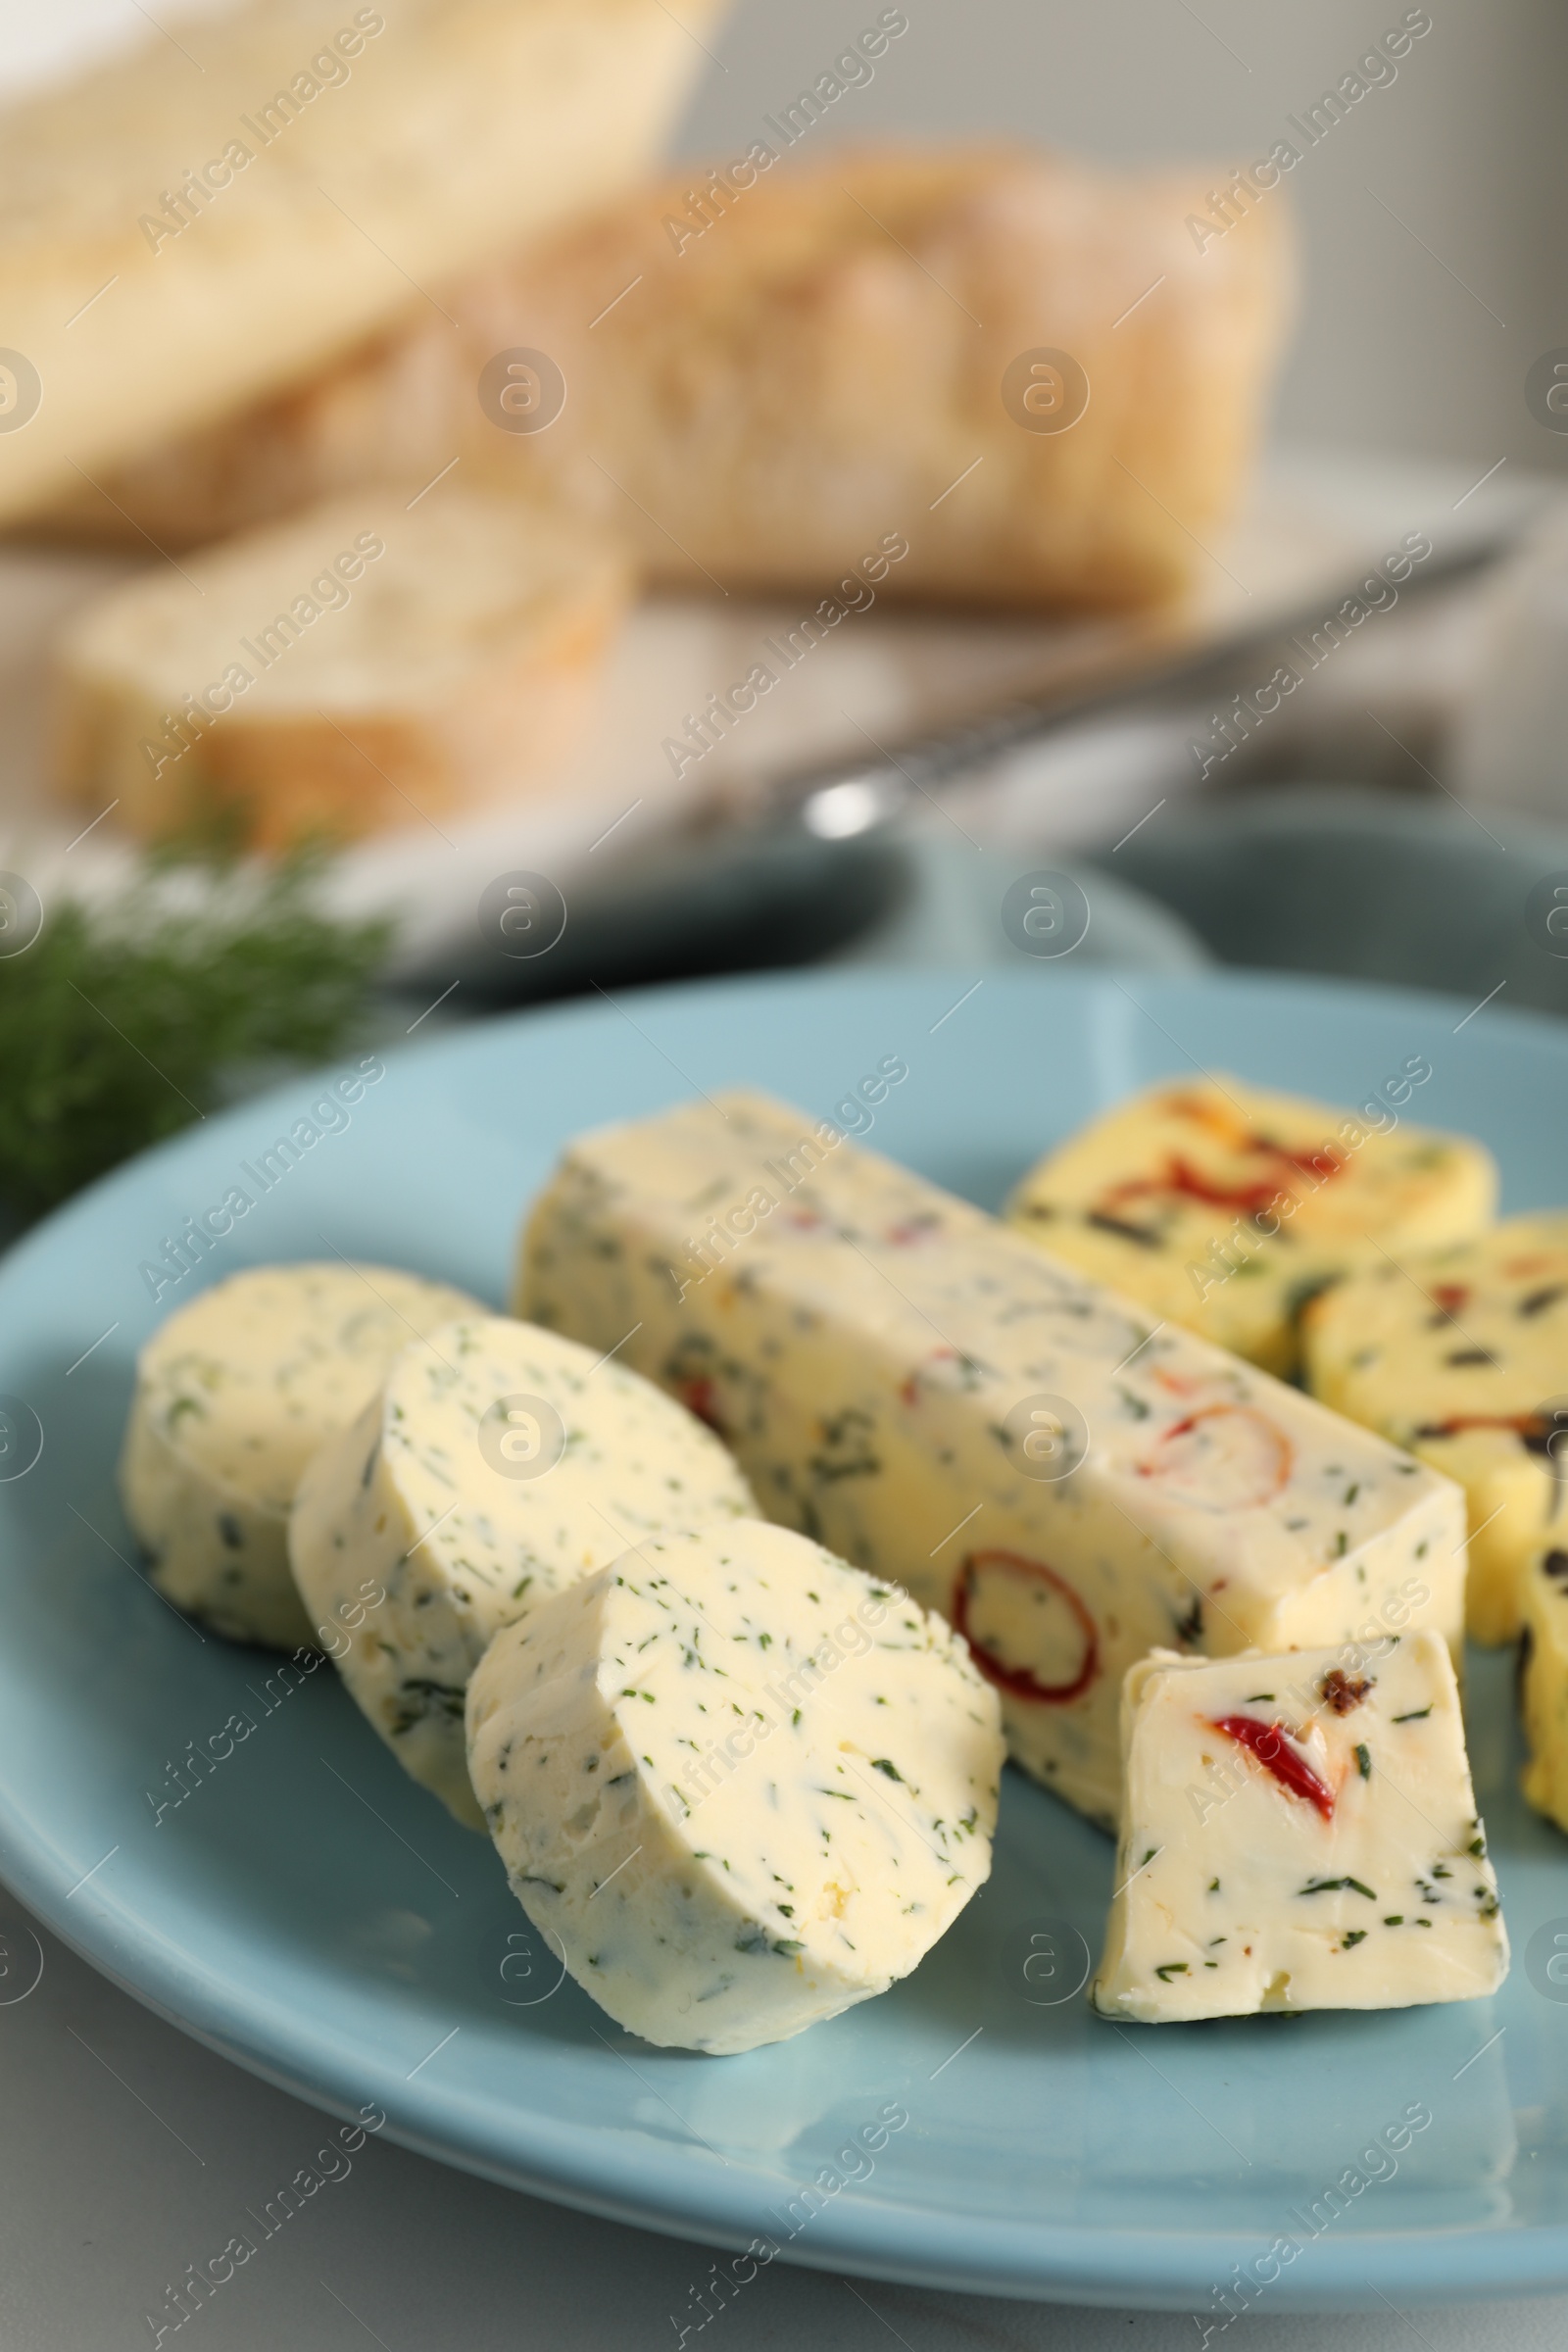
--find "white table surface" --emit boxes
[0,1872,1562,2348]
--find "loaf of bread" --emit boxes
[26,145,1293,611]
[53,488,632,850]
[0,0,726,524]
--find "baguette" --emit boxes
[53,489,633,850]
[0,0,726,524]
[26,145,1293,611]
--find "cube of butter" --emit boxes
[1093,1632,1507,2022]
[518,1091,1465,1831]
[1520,1543,1568,1833]
[1006,1077,1495,1379]
[1303,1216,1568,1645]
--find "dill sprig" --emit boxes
[0,849,394,1217]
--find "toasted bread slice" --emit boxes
[25,144,1292,612]
[0,0,726,523]
[53,489,632,850]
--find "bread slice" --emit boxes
[0,0,726,524]
[52,489,633,850]
[24,144,1293,611]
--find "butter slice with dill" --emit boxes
[120,1261,479,1649]
[466,1522,1004,2054]
[288,1314,756,1827]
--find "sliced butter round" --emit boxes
[120,1261,480,1648]
[466,1522,1004,2055]
[289,1315,758,1828]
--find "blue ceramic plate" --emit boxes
[1,966,1565,2313]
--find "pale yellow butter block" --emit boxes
[1006,1077,1495,1378]
[515,1091,1465,1832]
[466,1522,1004,2053]
[1519,1544,1568,1831]
[1304,1217,1568,1645]
[1093,1633,1507,2023]
[120,1261,480,1648]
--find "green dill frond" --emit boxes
[0,848,392,1215]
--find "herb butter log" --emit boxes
[515,1093,1466,1831]
[1006,1077,1495,1380]
[1303,1216,1568,1644]
[289,1315,757,1828]
[1093,1634,1507,2022]
[466,1523,1004,2054]
[120,1263,479,1648]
